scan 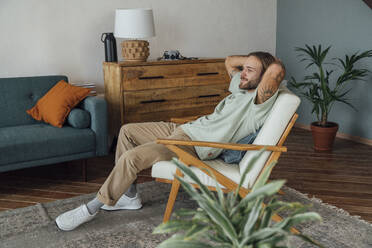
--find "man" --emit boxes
[55,51,285,231]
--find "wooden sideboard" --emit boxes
[103,58,230,137]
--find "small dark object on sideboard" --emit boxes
[101,33,118,62]
[157,50,198,61]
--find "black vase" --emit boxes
[101,33,118,62]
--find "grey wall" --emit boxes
[0,0,277,92]
[277,0,372,139]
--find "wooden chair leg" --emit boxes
[82,159,88,182]
[163,178,181,223]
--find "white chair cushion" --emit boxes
[151,158,240,189]
[239,86,300,188]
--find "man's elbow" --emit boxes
[267,62,286,82]
[225,56,232,67]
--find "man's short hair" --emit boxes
[247,51,276,80]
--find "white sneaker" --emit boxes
[55,204,97,231]
[100,193,142,211]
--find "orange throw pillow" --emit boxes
[27,80,91,128]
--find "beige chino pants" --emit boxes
[97,121,197,206]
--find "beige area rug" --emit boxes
[0,181,371,248]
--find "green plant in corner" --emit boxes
[153,150,323,248]
[289,45,372,127]
[288,45,372,150]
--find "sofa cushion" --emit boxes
[67,108,91,129]
[0,75,68,128]
[27,80,91,128]
[152,159,240,188]
[0,124,95,166]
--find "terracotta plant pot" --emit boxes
[310,122,339,151]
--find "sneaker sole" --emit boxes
[100,204,142,211]
[55,217,75,231]
[55,212,96,231]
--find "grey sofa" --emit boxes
[0,75,108,176]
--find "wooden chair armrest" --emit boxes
[170,115,203,124]
[156,139,287,152]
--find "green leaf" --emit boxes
[243,198,263,236]
[157,236,214,248]
[172,158,215,201]
[206,167,226,213]
[251,160,278,192]
[319,45,331,63]
[185,224,210,240]
[260,198,276,228]
[207,232,231,244]
[234,149,265,198]
[256,234,287,247]
[194,197,238,242]
[174,208,198,217]
[153,220,195,234]
[226,191,236,210]
[230,180,285,220]
[275,212,322,230]
[241,227,286,245]
[336,97,357,111]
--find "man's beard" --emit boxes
[238,78,260,90]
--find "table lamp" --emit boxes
[114,8,155,62]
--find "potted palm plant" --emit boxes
[288,45,372,150]
[154,151,323,247]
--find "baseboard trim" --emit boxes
[294,123,372,146]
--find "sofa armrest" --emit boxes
[80,96,108,156]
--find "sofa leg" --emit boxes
[82,159,88,182]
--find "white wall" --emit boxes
[0,0,277,92]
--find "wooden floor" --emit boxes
[0,127,371,222]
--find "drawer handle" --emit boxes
[198,94,220,98]
[197,72,219,76]
[140,99,166,104]
[138,76,165,80]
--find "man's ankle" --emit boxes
[124,184,137,198]
[86,198,104,214]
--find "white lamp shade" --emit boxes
[115,8,155,39]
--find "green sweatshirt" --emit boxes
[181,72,279,160]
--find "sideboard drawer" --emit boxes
[124,84,229,114]
[122,63,229,91]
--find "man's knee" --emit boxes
[119,123,133,135]
[119,123,137,140]
[120,149,143,173]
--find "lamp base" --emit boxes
[121,40,150,62]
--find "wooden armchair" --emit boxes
[151,86,301,228]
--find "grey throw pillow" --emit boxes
[66,108,91,129]
[219,128,261,164]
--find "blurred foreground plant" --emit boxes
[153,150,323,248]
